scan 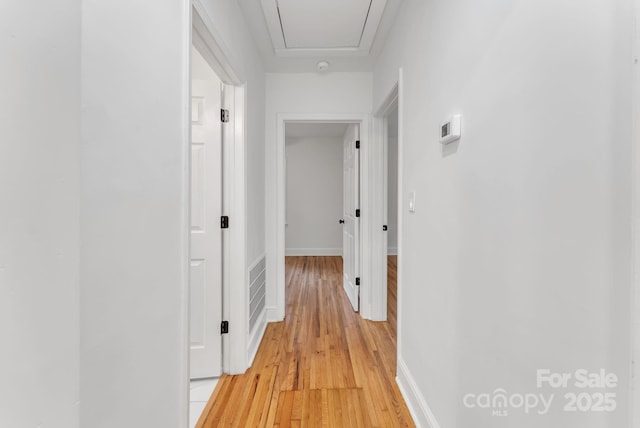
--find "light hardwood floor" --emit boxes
[196,256,412,427]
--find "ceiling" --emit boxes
[276,0,372,49]
[237,0,404,72]
[285,122,349,138]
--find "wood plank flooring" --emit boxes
[196,256,412,427]
[387,255,397,336]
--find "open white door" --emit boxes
[342,124,360,311]
[190,49,223,379]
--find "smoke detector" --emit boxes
[317,60,330,72]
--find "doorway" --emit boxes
[283,122,361,310]
[369,75,402,373]
[385,105,399,333]
[188,4,249,427]
[285,123,346,258]
[276,116,369,319]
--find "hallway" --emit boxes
[196,256,413,427]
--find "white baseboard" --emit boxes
[266,306,282,322]
[285,248,342,256]
[342,279,358,312]
[396,357,441,428]
[247,308,267,366]
[388,247,398,256]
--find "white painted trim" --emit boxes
[275,113,372,320]
[633,1,640,425]
[180,3,192,427]
[261,0,387,58]
[388,247,398,256]
[259,0,286,51]
[369,114,386,321]
[190,3,248,377]
[396,69,405,379]
[220,83,233,375]
[396,358,441,428]
[370,76,401,322]
[274,47,370,58]
[266,306,280,322]
[229,83,248,375]
[357,0,388,55]
[192,0,243,83]
[285,248,342,256]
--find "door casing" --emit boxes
[273,114,371,320]
[183,2,249,412]
[369,70,403,324]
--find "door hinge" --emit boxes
[221,320,229,334]
[221,109,230,123]
[355,209,360,218]
[355,277,360,286]
[355,140,360,149]
[383,225,388,231]
[221,216,229,229]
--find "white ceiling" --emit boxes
[285,122,349,138]
[237,0,404,72]
[278,0,371,49]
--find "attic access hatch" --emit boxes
[260,0,388,57]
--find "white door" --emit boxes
[342,124,360,311]
[190,71,223,379]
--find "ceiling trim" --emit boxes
[274,47,369,58]
[260,0,388,57]
[358,0,387,55]
[260,0,285,51]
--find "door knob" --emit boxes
[339,219,345,224]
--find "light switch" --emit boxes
[408,191,416,213]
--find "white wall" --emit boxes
[265,72,373,319]
[387,106,399,254]
[80,0,265,425]
[285,136,343,255]
[80,2,190,426]
[634,2,640,425]
[374,1,632,427]
[0,2,80,427]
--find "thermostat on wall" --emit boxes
[440,115,462,145]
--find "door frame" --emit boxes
[274,113,372,319]
[633,0,640,424]
[370,70,403,323]
[186,0,248,382]
[372,84,398,322]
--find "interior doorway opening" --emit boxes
[283,121,361,311]
[371,73,402,365]
[187,4,248,427]
[284,123,347,258]
[385,105,399,333]
[275,114,370,320]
